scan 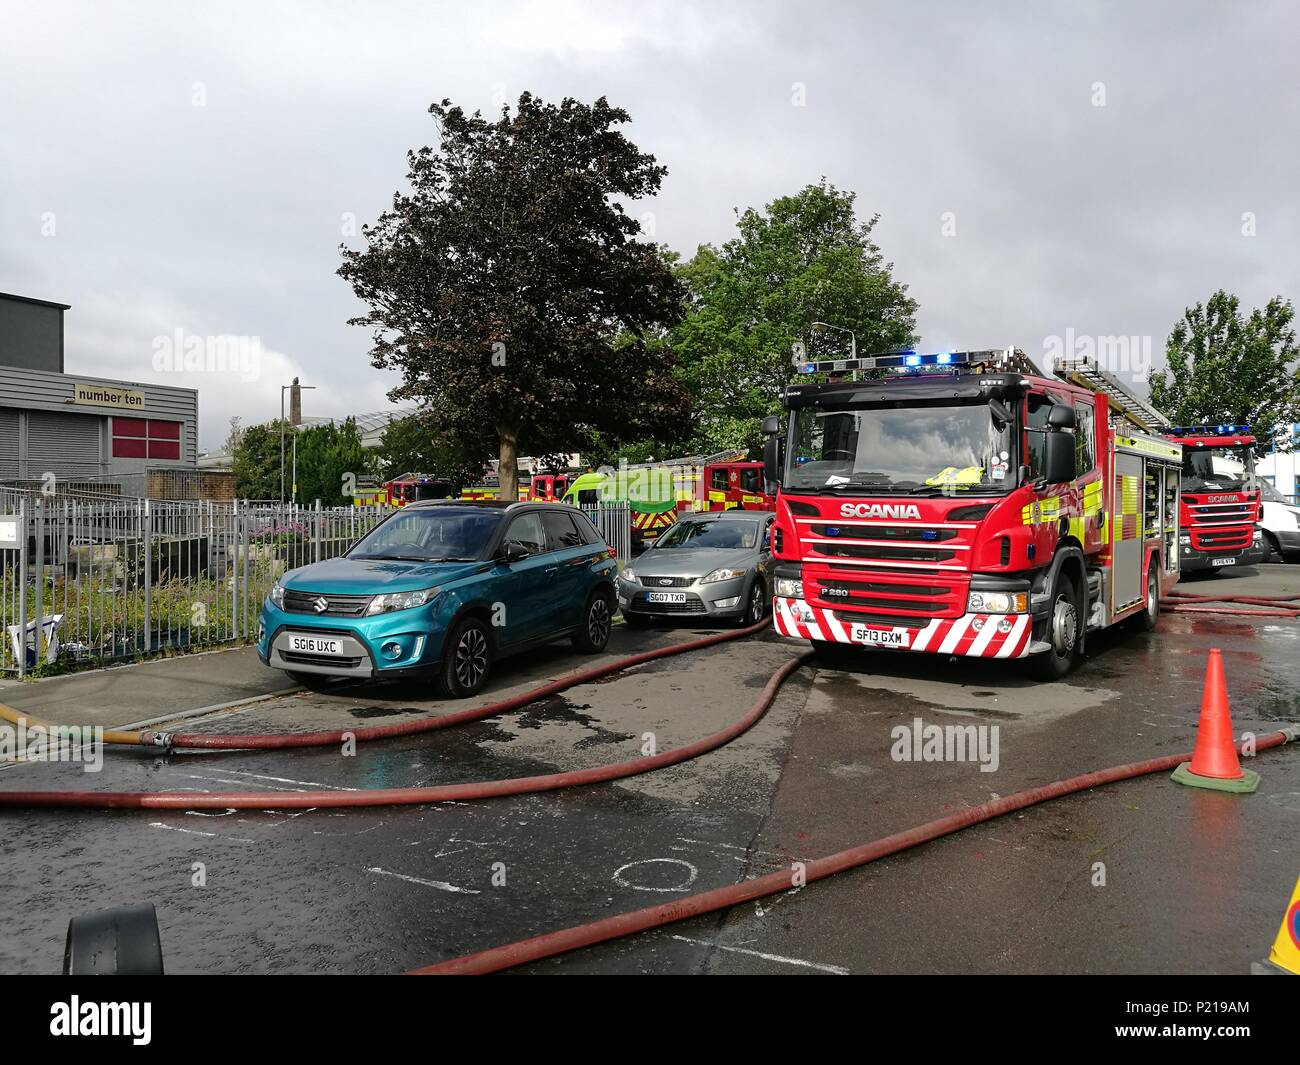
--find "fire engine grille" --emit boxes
[282,590,373,617]
[814,543,957,563]
[809,523,959,542]
[1195,529,1252,548]
[1187,503,1254,525]
[833,609,934,629]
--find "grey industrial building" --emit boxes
[0,291,198,492]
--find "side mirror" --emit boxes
[1047,404,1077,430]
[500,542,529,563]
[1042,431,1077,485]
[761,416,782,491]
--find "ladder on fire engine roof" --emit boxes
[1052,354,1171,434]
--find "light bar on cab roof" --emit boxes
[794,349,1005,375]
[1166,424,1252,437]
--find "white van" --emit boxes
[1260,480,1300,562]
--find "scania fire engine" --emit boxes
[1162,424,1265,572]
[763,348,1183,679]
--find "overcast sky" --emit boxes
[2,0,1297,448]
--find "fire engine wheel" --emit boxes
[1025,572,1080,681]
[1135,565,1160,632]
[437,616,494,698]
[573,591,614,653]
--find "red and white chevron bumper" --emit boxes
[772,596,1032,659]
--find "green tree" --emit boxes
[230,421,282,500]
[377,413,487,489]
[293,418,375,506]
[1150,291,1300,448]
[338,93,691,500]
[671,180,919,453]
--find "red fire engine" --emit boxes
[702,460,775,511]
[763,348,1183,679]
[525,472,571,502]
[1162,424,1265,573]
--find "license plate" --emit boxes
[288,634,344,655]
[646,591,687,604]
[1211,557,1237,567]
[851,625,908,647]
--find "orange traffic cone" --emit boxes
[1171,648,1260,794]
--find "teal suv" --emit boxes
[258,501,617,697]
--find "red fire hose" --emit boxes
[410,725,1299,975]
[0,651,807,810]
[0,620,766,753]
[1161,590,1300,619]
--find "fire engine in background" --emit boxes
[763,348,1183,679]
[1162,424,1265,572]
[525,472,571,502]
[702,459,775,511]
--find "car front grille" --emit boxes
[282,590,373,617]
[631,592,707,614]
[637,575,696,588]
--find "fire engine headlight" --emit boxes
[365,586,441,615]
[1253,529,1263,543]
[776,577,804,598]
[1179,535,1191,545]
[968,591,1027,614]
[701,567,747,584]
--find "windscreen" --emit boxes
[654,520,759,550]
[785,402,1013,493]
[1181,445,1255,490]
[349,507,502,561]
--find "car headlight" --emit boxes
[365,586,441,615]
[968,590,1027,614]
[269,581,286,608]
[621,568,638,584]
[775,577,803,598]
[701,567,747,584]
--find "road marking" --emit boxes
[366,866,481,894]
[149,821,253,843]
[613,857,698,893]
[670,935,849,975]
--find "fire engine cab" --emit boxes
[703,460,774,512]
[1162,424,1265,572]
[763,348,1183,679]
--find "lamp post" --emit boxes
[279,378,316,504]
[810,321,857,360]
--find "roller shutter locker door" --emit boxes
[0,409,18,480]
[26,410,101,479]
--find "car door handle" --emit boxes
[545,566,559,577]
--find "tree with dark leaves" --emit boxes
[339,93,690,499]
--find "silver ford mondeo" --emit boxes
[616,510,774,627]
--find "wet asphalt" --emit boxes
[1,566,1297,975]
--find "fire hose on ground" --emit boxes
[1,615,1297,974]
[1161,590,1300,619]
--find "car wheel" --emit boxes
[437,615,493,698]
[1134,563,1159,632]
[286,670,337,691]
[740,578,768,626]
[1263,531,1283,564]
[573,590,614,653]
[1024,571,1080,681]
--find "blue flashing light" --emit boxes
[905,354,922,367]
[936,352,952,365]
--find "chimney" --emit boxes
[289,377,302,425]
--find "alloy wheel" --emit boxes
[454,627,488,689]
